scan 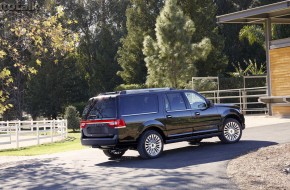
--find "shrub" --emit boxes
[64,105,80,132]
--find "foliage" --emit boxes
[228,59,266,77]
[246,60,266,75]
[0,68,13,114]
[117,0,163,85]
[216,0,267,73]
[114,84,147,91]
[179,0,228,77]
[190,80,218,92]
[70,0,129,95]
[64,106,80,132]
[239,25,265,48]
[0,6,79,116]
[143,0,211,88]
[25,59,88,119]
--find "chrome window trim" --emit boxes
[166,109,188,113]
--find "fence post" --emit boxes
[37,121,40,145]
[65,120,68,138]
[242,90,247,114]
[31,120,33,132]
[7,121,11,144]
[239,89,242,110]
[61,120,64,139]
[51,120,54,143]
[16,120,20,148]
[44,119,46,131]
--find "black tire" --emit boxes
[218,118,242,144]
[188,138,202,145]
[103,149,126,159]
[137,130,164,159]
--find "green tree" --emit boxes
[0,5,78,117]
[239,25,265,48]
[117,0,163,85]
[64,105,80,132]
[143,0,211,88]
[179,0,228,77]
[67,0,129,95]
[216,0,266,73]
[25,58,89,119]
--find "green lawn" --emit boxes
[0,131,87,156]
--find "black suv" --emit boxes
[81,88,245,159]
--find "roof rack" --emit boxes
[120,88,175,94]
[98,91,121,96]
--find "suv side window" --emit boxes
[120,94,158,115]
[166,93,186,111]
[184,92,207,110]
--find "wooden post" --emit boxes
[242,90,247,115]
[31,120,33,132]
[16,120,20,148]
[265,18,272,116]
[51,120,54,143]
[65,120,68,138]
[37,121,40,145]
[7,121,11,144]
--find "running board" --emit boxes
[165,132,222,144]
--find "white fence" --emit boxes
[0,119,67,149]
[199,86,268,114]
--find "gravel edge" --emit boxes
[227,143,290,190]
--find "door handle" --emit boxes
[195,112,200,116]
[166,115,172,118]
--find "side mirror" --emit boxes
[206,99,213,107]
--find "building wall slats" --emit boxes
[269,47,290,116]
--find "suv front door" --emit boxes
[183,91,221,134]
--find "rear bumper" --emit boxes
[81,135,118,147]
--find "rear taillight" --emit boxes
[107,119,126,129]
[80,119,126,129]
[80,122,87,129]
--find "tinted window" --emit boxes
[87,97,117,119]
[82,99,94,119]
[120,94,158,115]
[185,92,206,110]
[166,93,186,111]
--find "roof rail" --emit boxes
[98,91,121,96]
[120,88,175,94]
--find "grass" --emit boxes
[0,130,87,156]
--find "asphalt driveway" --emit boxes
[0,122,290,190]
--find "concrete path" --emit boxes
[0,116,289,190]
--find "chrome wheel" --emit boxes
[144,134,162,157]
[223,121,241,142]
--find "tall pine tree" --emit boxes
[179,0,228,77]
[117,0,163,85]
[143,0,211,88]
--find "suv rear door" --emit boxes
[183,91,221,134]
[82,96,117,138]
[163,92,194,138]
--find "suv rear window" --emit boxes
[84,97,117,120]
[120,94,158,116]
